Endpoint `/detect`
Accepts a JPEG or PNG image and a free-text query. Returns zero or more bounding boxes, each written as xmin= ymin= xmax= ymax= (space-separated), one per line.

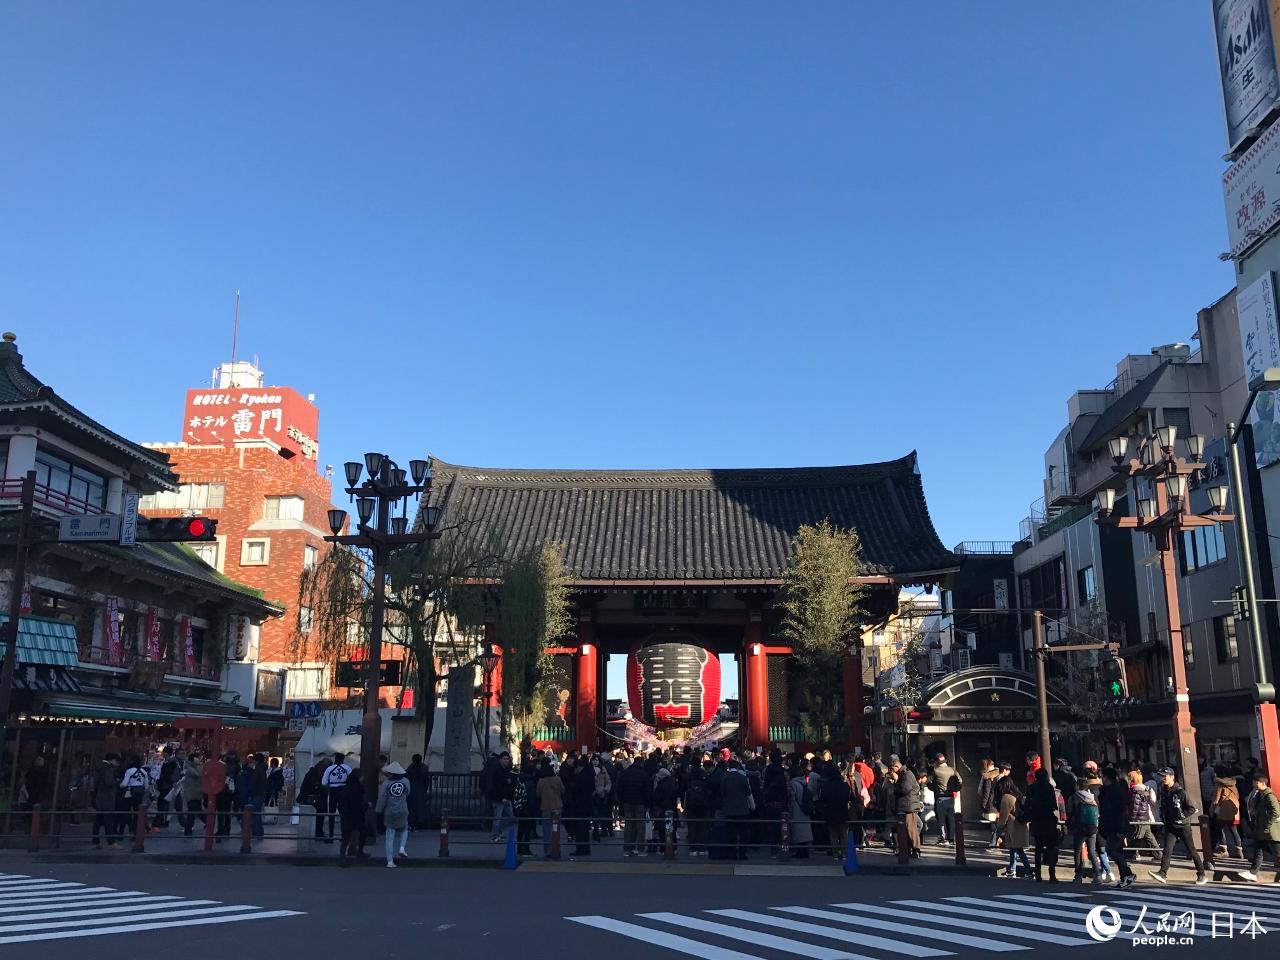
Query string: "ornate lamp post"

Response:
xmin=325 ymin=454 xmax=441 ymax=803
xmin=1094 ymin=428 xmax=1231 ymax=816
xmin=479 ymin=642 xmax=500 ymax=762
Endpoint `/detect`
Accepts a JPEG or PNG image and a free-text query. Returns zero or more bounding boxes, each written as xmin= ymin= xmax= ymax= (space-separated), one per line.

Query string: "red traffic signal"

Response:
xmin=139 ymin=516 xmax=219 ymax=543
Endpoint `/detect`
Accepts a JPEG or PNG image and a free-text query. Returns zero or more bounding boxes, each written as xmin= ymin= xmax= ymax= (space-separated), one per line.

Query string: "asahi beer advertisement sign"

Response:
xmin=1215 ymin=0 xmax=1280 ymax=150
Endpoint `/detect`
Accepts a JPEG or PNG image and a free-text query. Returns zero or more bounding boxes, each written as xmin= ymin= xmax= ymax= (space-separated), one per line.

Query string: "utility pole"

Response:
xmin=1032 ymin=610 xmax=1052 ymax=770
xmin=0 ymin=471 xmax=36 ymax=745
xmin=1227 ymin=421 xmax=1280 ymax=789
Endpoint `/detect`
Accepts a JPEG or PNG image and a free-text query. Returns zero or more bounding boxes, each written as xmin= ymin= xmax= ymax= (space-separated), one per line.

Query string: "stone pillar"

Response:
xmin=842 ymin=651 xmax=866 ymax=753
xmin=575 ymin=610 xmax=597 ymax=751
xmin=443 ymin=662 xmax=476 ymax=773
xmin=743 ymin=611 xmax=769 ymax=747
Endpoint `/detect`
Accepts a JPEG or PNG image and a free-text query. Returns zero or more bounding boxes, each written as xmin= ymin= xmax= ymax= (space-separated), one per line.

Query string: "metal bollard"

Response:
xmin=439 ymin=809 xmax=450 ymax=857
xmin=953 ymin=795 xmax=967 ymax=866
xmin=550 ymin=811 xmax=562 ymax=860
xmin=664 ymin=810 xmax=675 ymax=861
xmin=896 ymin=819 xmax=910 ymax=865
xmin=240 ymin=805 xmax=253 ymax=854
xmin=203 ymin=793 xmax=216 ymax=853
xmin=26 ymin=804 xmax=41 ymax=853
xmin=131 ymin=803 xmax=148 ymax=854
xmin=1199 ymin=818 xmax=1215 ymax=872
xmin=780 ymin=813 xmax=792 ymax=859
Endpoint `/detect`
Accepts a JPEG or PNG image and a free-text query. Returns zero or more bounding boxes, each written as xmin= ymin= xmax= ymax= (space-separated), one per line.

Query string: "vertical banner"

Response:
xmin=19 ymin=581 xmax=30 ymax=615
xmin=1214 ymin=0 xmax=1280 ymax=151
xmin=145 ymin=607 xmax=161 ymax=660
xmin=182 ymin=616 xmax=195 ymax=670
xmin=104 ymin=598 xmax=121 ymax=660
xmin=228 ymin=615 xmax=249 ymax=660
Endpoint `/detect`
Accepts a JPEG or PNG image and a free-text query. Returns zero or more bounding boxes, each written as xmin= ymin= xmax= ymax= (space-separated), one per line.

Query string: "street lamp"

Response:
xmin=1095 ymin=429 xmax=1233 ymax=817
xmin=480 ymin=643 xmax=501 ymax=761
xmin=323 ymin=452 xmax=443 ymax=805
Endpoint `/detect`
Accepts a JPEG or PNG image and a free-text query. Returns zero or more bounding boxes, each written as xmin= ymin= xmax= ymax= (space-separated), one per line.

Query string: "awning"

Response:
xmin=14 ymin=665 xmax=80 ymax=693
xmin=0 ymin=615 xmax=79 ymax=667
xmin=39 ymin=702 xmax=281 ymax=728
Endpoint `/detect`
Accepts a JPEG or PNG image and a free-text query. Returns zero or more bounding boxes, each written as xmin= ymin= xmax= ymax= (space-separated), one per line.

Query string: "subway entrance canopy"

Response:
xmin=425 ymin=452 xmax=958 ymax=751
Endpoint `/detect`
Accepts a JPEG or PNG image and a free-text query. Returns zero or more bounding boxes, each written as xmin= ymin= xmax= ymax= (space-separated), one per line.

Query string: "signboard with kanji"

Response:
xmin=1214 ymin=0 xmax=1280 ymax=151
xmin=182 ymin=385 xmax=319 ymax=460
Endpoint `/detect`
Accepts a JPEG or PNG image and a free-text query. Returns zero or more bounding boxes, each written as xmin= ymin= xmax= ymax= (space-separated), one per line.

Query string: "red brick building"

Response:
xmin=142 ymin=362 xmax=404 ymax=708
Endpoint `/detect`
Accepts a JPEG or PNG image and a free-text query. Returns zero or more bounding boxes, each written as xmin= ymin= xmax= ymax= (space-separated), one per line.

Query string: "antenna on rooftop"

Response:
xmin=230 ymin=290 xmax=240 ymax=370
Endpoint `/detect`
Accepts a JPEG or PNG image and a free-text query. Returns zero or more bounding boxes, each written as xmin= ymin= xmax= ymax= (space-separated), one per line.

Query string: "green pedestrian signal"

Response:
xmin=1100 ymin=657 xmax=1128 ymax=699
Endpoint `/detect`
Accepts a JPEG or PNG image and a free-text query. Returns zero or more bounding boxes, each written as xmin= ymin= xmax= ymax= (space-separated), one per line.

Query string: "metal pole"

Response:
xmin=358 ymin=491 xmax=386 ymax=808
xmin=1033 ymin=610 xmax=1052 ymax=771
xmin=0 ymin=471 xmax=36 ymax=735
xmin=1227 ymin=422 xmax=1272 ymax=696
xmin=1154 ymin=477 xmax=1205 ymax=815
xmin=483 ymin=667 xmax=492 ymax=761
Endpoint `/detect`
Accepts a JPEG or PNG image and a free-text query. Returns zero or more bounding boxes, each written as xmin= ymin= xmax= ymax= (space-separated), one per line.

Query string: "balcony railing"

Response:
xmin=953 ymin=541 xmax=1015 ymax=556
xmin=0 ymin=478 xmax=108 ymax=517
xmin=79 ymin=646 xmax=133 ymax=669
xmin=78 ymin=645 xmax=221 ymax=682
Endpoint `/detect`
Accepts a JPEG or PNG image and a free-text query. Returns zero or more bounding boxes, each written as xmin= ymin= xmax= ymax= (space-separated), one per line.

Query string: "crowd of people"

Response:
xmin=478 ymin=743 xmax=1280 ymax=884
xmin=480 ymin=744 xmax=967 ymax=862
xmin=83 ymin=746 xmax=286 ymax=848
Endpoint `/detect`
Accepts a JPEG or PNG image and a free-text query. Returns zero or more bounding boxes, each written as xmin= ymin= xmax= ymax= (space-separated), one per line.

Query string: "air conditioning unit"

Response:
xmin=953 ymin=648 xmax=972 ymax=670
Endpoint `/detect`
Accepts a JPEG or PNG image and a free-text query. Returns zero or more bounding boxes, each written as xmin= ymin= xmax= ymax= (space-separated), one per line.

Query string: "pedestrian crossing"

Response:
xmin=568 ymin=881 xmax=1280 ymax=958
xmin=0 ymin=872 xmax=302 ymax=944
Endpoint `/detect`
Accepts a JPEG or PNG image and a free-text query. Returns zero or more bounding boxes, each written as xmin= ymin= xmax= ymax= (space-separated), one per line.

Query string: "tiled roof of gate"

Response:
xmin=425 ymin=453 xmax=957 ymax=581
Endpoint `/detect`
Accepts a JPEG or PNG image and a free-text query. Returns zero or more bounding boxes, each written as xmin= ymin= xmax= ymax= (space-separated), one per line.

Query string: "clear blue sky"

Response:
xmin=2 ymin=4 xmax=1234 ymax=554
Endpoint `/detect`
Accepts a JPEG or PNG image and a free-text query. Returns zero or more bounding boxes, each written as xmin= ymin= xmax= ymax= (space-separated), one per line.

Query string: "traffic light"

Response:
xmin=1099 ymin=656 xmax=1128 ymax=699
xmin=1232 ymin=585 xmax=1252 ymax=622
xmin=138 ymin=516 xmax=218 ymax=542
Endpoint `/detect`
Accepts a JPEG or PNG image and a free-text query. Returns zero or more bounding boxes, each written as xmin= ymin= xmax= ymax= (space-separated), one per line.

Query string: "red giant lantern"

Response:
xmin=626 ymin=636 xmax=721 ymax=728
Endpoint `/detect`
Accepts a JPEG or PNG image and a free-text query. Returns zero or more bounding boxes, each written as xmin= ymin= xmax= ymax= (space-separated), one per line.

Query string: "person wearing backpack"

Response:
xmin=1068 ymin=786 xmax=1103 ymax=884
xmin=1210 ymin=770 xmax=1246 ymax=860
xmin=118 ymin=754 xmax=152 ymax=834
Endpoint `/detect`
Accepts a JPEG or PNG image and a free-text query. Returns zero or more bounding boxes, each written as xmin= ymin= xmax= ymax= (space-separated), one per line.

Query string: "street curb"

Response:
xmin=23 ymin=853 xmax=501 ymax=868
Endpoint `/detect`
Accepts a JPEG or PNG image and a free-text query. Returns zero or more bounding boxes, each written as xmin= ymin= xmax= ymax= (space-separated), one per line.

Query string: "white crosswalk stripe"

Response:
xmin=0 ymin=872 xmax=302 ymax=945
xmin=567 ymin=885 xmax=1280 ymax=960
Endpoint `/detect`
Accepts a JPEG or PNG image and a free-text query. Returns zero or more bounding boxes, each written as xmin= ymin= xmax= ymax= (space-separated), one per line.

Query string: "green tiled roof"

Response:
xmin=0 ymin=615 xmax=80 ymax=667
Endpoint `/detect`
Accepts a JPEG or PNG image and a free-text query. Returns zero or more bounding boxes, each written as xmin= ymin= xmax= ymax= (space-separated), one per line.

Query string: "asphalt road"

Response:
xmin=0 ymin=859 xmax=1276 ymax=960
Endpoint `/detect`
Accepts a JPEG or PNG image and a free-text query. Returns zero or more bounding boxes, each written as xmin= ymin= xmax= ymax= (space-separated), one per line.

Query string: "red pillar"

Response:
xmin=744 ymin=612 xmax=768 ymax=747
xmin=1259 ymin=702 xmax=1280 ymax=794
xmin=842 ymin=651 xmax=866 ymax=752
xmin=575 ymin=611 xmax=597 ymax=751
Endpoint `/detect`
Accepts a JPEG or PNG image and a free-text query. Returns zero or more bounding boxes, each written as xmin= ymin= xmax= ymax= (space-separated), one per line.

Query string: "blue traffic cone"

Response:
xmin=843 ymin=830 xmax=859 ymax=876
xmin=501 ymin=824 xmax=518 ymax=870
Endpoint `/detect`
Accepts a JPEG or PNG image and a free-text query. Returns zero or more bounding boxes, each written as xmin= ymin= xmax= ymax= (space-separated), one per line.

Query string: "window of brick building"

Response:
xmin=241 ymin=538 xmax=271 ymax=566
xmin=263 ymin=495 xmax=304 ymax=521
xmin=304 ymin=544 xmax=318 ymax=568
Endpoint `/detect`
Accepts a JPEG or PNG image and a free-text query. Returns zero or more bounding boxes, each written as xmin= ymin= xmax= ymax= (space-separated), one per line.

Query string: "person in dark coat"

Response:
xmin=1098 ymin=766 xmax=1136 ymax=887
xmin=618 ymin=757 xmax=652 ymax=856
xmin=405 ymin=754 xmax=429 ymax=830
xmin=91 ymin=753 xmax=120 ymax=848
xmin=297 ymin=757 xmax=331 ymax=839
xmin=568 ymin=757 xmax=596 ymax=856
xmin=1026 ymin=767 xmax=1065 ymax=882
xmin=1149 ymin=767 xmax=1206 ymax=885
xmin=338 ymin=768 xmax=368 ymax=865
xmin=891 ymin=756 xmax=923 ymax=858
